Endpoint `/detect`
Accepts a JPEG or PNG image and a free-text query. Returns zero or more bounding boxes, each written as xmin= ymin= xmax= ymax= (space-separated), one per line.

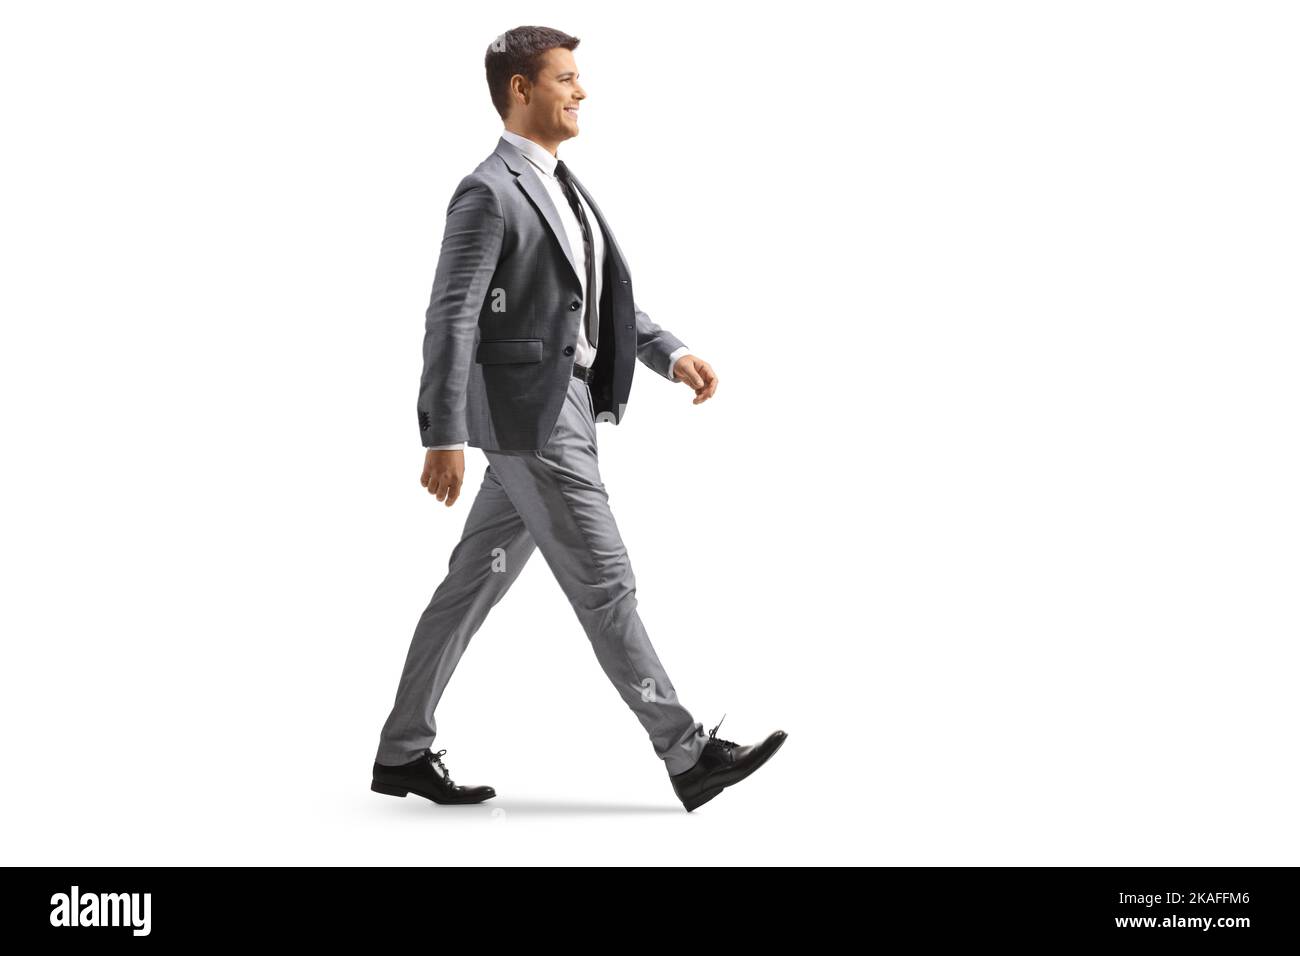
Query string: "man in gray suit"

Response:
xmin=371 ymin=25 xmax=786 ymax=812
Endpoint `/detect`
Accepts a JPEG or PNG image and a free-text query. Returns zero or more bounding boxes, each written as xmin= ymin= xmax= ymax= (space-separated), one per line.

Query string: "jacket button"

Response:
xmin=563 ymin=345 xmax=575 ymax=356
xmin=569 ymin=301 xmax=580 ymax=311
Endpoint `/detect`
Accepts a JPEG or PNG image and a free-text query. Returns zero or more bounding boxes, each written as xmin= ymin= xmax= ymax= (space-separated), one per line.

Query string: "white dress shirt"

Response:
xmin=428 ymin=129 xmax=690 ymax=451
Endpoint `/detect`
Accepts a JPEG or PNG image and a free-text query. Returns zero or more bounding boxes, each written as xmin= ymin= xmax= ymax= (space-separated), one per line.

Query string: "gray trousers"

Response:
xmin=375 ymin=374 xmax=709 ymax=776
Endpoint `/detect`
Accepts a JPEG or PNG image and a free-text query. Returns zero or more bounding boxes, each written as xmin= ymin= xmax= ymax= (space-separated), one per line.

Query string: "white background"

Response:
xmin=2 ymin=1 xmax=1297 ymax=865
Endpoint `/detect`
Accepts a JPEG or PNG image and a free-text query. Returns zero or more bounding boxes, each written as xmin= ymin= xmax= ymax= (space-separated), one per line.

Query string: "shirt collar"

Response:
xmin=501 ymin=129 xmax=559 ymax=179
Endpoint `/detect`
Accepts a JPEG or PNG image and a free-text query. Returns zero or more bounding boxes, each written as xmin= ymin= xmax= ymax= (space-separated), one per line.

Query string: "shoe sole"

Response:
xmin=370 ymin=779 xmax=494 ymax=805
xmin=683 ymin=785 xmax=725 ymax=812
xmin=681 ymin=732 xmax=787 ymax=812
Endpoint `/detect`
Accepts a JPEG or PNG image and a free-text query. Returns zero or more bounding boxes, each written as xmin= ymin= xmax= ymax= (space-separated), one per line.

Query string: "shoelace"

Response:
xmin=707 ymin=713 xmax=739 ymax=752
xmin=425 ymin=748 xmax=458 ymax=787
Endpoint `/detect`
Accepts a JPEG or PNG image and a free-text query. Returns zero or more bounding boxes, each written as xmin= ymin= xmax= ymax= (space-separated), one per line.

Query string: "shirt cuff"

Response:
xmin=667 ymin=346 xmax=691 ymax=381
xmin=426 ymin=442 xmax=465 ymax=451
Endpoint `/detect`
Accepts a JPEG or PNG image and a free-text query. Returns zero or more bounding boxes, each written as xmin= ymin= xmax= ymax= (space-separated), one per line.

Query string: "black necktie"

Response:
xmin=554 ymin=159 xmax=599 ymax=351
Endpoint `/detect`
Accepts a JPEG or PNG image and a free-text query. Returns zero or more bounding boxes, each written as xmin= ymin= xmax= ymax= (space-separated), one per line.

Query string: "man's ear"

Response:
xmin=510 ymin=74 xmax=530 ymax=107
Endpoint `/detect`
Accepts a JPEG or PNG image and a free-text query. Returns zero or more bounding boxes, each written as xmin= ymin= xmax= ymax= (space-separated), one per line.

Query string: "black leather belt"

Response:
xmin=571 ymin=363 xmax=593 ymax=383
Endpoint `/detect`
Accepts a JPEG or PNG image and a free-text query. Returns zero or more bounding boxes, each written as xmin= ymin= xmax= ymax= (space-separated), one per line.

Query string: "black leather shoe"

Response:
xmin=371 ymin=748 xmax=496 ymax=805
xmin=668 ymin=714 xmax=787 ymax=812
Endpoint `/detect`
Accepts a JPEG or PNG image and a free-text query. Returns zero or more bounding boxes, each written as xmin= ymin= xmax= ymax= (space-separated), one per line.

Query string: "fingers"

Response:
xmin=693 ymin=362 xmax=718 ymax=404
xmin=681 ymin=362 xmax=706 ymax=389
xmin=427 ymin=470 xmax=462 ymax=506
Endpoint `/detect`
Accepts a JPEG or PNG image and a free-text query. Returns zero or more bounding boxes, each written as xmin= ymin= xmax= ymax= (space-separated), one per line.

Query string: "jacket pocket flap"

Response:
xmin=476 ymin=338 xmax=543 ymax=365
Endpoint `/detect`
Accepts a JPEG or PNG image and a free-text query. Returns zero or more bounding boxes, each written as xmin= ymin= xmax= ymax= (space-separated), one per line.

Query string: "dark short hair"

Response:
xmin=485 ymin=26 xmax=581 ymax=121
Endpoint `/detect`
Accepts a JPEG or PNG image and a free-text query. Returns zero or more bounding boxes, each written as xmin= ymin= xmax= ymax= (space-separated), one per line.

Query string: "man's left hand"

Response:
xmin=672 ymin=354 xmax=718 ymax=404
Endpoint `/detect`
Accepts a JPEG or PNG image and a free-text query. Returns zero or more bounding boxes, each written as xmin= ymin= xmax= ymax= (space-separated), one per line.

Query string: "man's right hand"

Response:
xmin=421 ymin=449 xmax=465 ymax=507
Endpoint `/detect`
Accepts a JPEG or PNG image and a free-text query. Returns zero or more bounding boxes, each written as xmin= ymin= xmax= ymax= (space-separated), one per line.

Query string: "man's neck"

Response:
xmin=503 ymin=124 xmax=560 ymax=157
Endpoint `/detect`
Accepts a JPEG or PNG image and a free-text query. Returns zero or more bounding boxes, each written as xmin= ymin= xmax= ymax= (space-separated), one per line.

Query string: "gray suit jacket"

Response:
xmin=416 ymin=135 xmax=687 ymax=451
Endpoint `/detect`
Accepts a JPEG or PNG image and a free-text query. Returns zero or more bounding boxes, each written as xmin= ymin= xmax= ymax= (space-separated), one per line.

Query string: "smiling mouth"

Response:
xmin=564 ymin=107 xmax=579 ymax=118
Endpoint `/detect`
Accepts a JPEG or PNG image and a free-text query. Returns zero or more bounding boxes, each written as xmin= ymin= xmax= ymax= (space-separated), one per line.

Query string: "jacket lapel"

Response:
xmin=567 ymin=171 xmax=629 ymax=280
xmin=493 ymin=137 xmax=582 ymax=286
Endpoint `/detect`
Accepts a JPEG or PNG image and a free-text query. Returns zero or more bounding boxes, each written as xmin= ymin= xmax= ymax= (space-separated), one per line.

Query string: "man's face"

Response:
xmin=515 ymin=47 xmax=585 ymax=143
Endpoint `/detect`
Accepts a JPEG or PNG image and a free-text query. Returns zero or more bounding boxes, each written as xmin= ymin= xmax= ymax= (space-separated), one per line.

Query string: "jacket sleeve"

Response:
xmin=633 ymin=299 xmax=688 ymax=382
xmin=416 ymin=174 xmax=505 ymax=447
